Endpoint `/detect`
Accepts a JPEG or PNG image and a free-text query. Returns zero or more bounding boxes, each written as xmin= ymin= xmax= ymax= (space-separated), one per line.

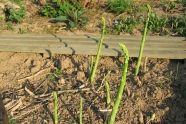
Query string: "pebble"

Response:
xmin=77 ymin=71 xmax=85 ymax=81
xmin=58 ymin=77 xmax=65 ymax=84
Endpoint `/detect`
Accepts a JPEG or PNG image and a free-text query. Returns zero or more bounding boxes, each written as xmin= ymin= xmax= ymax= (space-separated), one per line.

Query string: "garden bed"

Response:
xmin=0 ymin=52 xmax=185 ymax=123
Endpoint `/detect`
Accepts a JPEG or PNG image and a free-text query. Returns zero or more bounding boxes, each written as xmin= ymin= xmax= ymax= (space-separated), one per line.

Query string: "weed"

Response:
xmin=148 ymin=14 xmax=168 ymax=33
xmin=4 ymin=1 xmax=26 ymax=23
xmin=41 ymin=0 xmax=88 ymax=29
xmin=6 ymin=23 xmax=15 ymax=31
xmin=41 ymin=5 xmax=58 ymax=17
xmin=48 ymin=69 xmax=63 ymax=83
xmin=9 ymin=0 xmax=23 ymax=6
xmin=107 ymin=0 xmax=132 ymax=14
xmin=48 ymin=74 xmax=56 ymax=82
xmin=165 ymin=71 xmax=171 ymax=77
xmin=54 ymin=69 xmax=63 ymax=77
xmin=131 ymin=4 xmax=146 ymax=15
xmin=9 ymin=115 xmax=17 ymax=124
xmin=170 ymin=16 xmax=186 ymax=36
xmin=19 ymin=28 xmax=27 ymax=34
xmin=113 ymin=17 xmax=142 ymax=34
xmin=0 ymin=17 xmax=2 ymax=22
xmin=167 ymin=1 xmax=177 ymax=11
xmin=54 ymin=9 xmax=88 ymax=29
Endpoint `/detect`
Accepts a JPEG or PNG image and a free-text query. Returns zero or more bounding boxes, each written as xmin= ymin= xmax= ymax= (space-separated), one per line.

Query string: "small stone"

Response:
xmin=58 ymin=78 xmax=65 ymax=84
xmin=77 ymin=71 xmax=85 ymax=81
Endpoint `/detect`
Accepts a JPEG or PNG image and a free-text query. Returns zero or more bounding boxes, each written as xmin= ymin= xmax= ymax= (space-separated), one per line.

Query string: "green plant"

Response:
xmin=0 ymin=17 xmax=2 ymax=22
xmin=9 ymin=0 xmax=23 ymax=6
xmin=6 ymin=23 xmax=15 ymax=31
xmin=48 ymin=69 xmax=62 ymax=83
xmin=41 ymin=0 xmax=88 ymax=29
xmin=130 ymin=4 xmax=145 ymax=15
xmin=135 ymin=4 xmax=151 ymax=76
xmin=41 ymin=5 xmax=58 ymax=17
xmin=170 ymin=16 xmax=186 ymax=36
xmin=105 ymin=71 xmax=111 ymax=106
xmin=80 ymin=97 xmax=83 ymax=124
xmin=165 ymin=71 xmax=171 ymax=77
xmin=107 ymin=0 xmax=132 ymax=14
xmin=41 ymin=1 xmax=77 ymax=18
xmin=19 ymin=28 xmax=27 ymax=34
xmin=53 ymin=91 xmax=58 ymax=124
xmin=9 ymin=115 xmax=17 ymax=124
xmin=54 ymin=9 xmax=88 ymax=29
xmin=113 ymin=17 xmax=142 ymax=34
xmin=109 ymin=43 xmax=129 ymax=124
xmin=148 ymin=14 xmax=168 ymax=33
xmin=54 ymin=69 xmax=63 ymax=77
xmin=4 ymin=1 xmax=26 ymax=23
xmin=90 ymin=17 xmax=106 ymax=83
xmin=167 ymin=1 xmax=177 ymax=11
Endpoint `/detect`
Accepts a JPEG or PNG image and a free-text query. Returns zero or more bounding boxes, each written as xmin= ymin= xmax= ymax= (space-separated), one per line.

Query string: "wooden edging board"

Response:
xmin=0 ymin=34 xmax=185 ymax=59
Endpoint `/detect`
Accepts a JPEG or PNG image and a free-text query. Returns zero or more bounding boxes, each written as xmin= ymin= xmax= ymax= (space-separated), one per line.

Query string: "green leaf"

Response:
xmin=70 ymin=22 xmax=76 ymax=28
xmin=55 ymin=16 xmax=68 ymax=21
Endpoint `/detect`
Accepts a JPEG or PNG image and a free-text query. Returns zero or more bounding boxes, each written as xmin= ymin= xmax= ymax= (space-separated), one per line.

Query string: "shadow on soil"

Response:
xmin=159 ymin=59 xmax=186 ymax=124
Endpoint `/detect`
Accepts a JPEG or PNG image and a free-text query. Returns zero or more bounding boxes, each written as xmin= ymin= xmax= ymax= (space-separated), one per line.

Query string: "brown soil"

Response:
xmin=0 ymin=0 xmax=186 ymax=124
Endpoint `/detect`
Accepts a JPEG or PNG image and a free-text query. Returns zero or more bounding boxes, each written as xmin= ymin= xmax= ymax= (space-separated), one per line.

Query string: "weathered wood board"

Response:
xmin=0 ymin=34 xmax=185 ymax=59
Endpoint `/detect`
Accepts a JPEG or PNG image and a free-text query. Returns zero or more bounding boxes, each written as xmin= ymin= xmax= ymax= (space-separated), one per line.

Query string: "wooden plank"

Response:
xmin=0 ymin=40 xmax=185 ymax=51
xmin=0 ymin=45 xmax=185 ymax=59
xmin=0 ymin=34 xmax=185 ymax=59
xmin=0 ymin=34 xmax=185 ymax=43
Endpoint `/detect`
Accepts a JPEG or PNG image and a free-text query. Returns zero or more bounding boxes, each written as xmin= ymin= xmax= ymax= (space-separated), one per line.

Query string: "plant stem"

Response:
xmin=80 ymin=97 xmax=83 ymax=124
xmin=90 ymin=17 xmax=106 ymax=83
xmin=135 ymin=4 xmax=151 ymax=76
xmin=109 ymin=43 xmax=129 ymax=124
xmin=105 ymin=71 xmax=111 ymax=106
xmin=53 ymin=91 xmax=58 ymax=124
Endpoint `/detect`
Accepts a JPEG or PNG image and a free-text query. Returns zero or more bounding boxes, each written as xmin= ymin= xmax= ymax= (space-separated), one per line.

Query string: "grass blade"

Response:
xmin=135 ymin=4 xmax=151 ymax=75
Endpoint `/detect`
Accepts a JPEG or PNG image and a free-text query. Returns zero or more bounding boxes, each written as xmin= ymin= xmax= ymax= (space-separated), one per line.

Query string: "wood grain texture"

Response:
xmin=0 ymin=34 xmax=185 ymax=59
